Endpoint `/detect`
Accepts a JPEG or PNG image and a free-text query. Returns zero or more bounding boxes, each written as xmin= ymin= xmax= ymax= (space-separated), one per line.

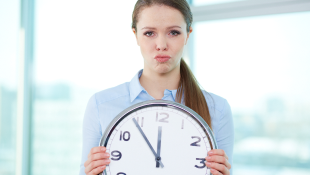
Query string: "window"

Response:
xmin=0 ymin=0 xmax=20 ymax=174
xmin=3 ymin=0 xmax=310 ymax=174
xmin=194 ymin=11 xmax=310 ymax=174
xmin=32 ymin=0 xmax=141 ymax=174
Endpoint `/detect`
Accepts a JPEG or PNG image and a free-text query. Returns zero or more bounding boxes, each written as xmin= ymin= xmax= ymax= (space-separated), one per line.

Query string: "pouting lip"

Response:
xmin=154 ymin=54 xmax=171 ymax=59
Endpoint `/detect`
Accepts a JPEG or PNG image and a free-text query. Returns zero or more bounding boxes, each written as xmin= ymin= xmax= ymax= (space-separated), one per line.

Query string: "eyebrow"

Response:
xmin=141 ymin=26 xmax=182 ymax=30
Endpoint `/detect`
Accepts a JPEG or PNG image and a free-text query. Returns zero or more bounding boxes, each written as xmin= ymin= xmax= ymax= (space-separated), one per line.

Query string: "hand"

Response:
xmin=84 ymin=146 xmax=110 ymax=175
xmin=205 ymin=149 xmax=231 ymax=175
xmin=132 ymin=118 xmax=164 ymax=167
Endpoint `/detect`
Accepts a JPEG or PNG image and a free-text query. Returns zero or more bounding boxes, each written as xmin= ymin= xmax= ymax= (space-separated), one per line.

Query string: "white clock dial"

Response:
xmin=100 ymin=101 xmax=217 ymax=175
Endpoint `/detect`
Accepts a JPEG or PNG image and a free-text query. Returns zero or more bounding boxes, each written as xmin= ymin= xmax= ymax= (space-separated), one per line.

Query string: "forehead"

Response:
xmin=137 ymin=5 xmax=186 ymax=29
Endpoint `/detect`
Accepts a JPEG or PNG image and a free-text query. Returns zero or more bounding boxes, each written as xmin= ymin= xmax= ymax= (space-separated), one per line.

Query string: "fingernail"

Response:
xmin=208 ymin=151 xmax=213 ymax=155
xmin=101 ymin=166 xmax=105 ymax=169
xmin=206 ymin=162 xmax=211 ymax=166
xmin=101 ymin=147 xmax=106 ymax=151
xmin=105 ymin=153 xmax=110 ymax=156
xmin=206 ymin=156 xmax=211 ymax=160
xmin=106 ymin=160 xmax=110 ymax=163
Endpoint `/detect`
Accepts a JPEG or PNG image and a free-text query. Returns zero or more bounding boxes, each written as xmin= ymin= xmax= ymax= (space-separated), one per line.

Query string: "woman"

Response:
xmin=80 ymin=0 xmax=234 ymax=175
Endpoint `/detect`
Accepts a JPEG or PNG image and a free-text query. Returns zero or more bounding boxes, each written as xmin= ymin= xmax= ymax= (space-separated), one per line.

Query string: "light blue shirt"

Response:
xmin=79 ymin=69 xmax=234 ymax=174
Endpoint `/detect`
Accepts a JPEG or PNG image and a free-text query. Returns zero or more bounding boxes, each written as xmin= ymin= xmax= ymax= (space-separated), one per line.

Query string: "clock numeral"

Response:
xmin=190 ymin=136 xmax=201 ymax=147
xmin=120 ymin=131 xmax=130 ymax=141
xmin=111 ymin=150 xmax=122 ymax=161
xmin=156 ymin=112 xmax=169 ymax=123
xmin=195 ymin=158 xmax=206 ymax=169
xmin=123 ymin=131 xmax=130 ymax=141
xmin=117 ymin=173 xmax=126 ymax=175
xmin=136 ymin=117 xmax=144 ymax=127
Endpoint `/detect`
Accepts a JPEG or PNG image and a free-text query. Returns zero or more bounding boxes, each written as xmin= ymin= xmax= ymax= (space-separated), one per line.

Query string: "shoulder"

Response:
xmin=201 ymin=90 xmax=230 ymax=114
xmin=91 ymin=82 xmax=130 ymax=105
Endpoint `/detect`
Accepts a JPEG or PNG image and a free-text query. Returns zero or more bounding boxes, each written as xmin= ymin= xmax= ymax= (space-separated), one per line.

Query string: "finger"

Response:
xmin=84 ymin=152 xmax=110 ymax=168
xmin=86 ymin=147 xmax=106 ymax=167
xmin=88 ymin=147 xmax=106 ymax=159
xmin=210 ymin=168 xmax=224 ymax=175
xmin=85 ymin=159 xmax=110 ymax=174
xmin=208 ymin=149 xmax=229 ymax=160
xmin=87 ymin=165 xmax=106 ymax=175
xmin=206 ymin=155 xmax=231 ymax=169
xmin=206 ymin=162 xmax=229 ymax=175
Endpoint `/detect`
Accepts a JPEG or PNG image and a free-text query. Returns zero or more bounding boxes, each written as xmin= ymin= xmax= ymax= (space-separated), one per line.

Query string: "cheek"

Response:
xmin=139 ymin=39 xmax=155 ymax=58
xmin=171 ymin=37 xmax=186 ymax=55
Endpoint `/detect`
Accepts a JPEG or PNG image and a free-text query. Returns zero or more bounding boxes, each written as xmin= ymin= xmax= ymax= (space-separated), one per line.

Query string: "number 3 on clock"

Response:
xmin=195 ymin=158 xmax=206 ymax=169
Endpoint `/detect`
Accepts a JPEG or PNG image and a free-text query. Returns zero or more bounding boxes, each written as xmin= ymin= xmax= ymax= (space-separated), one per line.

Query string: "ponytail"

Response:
xmin=176 ymin=59 xmax=212 ymax=129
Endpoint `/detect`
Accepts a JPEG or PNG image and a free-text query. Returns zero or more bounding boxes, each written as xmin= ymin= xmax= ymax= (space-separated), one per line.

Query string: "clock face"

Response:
xmin=100 ymin=100 xmax=217 ymax=175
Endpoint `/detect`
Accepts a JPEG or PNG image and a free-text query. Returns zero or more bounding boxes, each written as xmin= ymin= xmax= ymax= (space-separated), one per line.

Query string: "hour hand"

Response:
xmin=132 ymin=118 xmax=164 ymax=168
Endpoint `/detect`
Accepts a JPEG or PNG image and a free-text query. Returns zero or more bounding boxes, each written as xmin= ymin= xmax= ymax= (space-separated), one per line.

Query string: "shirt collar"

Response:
xmin=129 ymin=69 xmax=145 ymax=102
xmin=129 ymin=69 xmax=178 ymax=102
xmin=164 ymin=89 xmax=177 ymax=101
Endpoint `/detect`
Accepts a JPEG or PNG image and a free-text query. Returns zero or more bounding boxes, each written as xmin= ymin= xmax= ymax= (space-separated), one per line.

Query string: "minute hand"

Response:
xmin=132 ymin=118 xmax=164 ymax=168
xmin=156 ymin=126 xmax=162 ymax=168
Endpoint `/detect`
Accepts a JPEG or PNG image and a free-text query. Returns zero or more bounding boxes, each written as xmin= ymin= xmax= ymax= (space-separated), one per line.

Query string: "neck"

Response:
xmin=139 ymin=66 xmax=180 ymax=100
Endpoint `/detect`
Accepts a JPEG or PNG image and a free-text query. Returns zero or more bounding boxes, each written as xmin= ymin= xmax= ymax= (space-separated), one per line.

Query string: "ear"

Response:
xmin=185 ymin=26 xmax=193 ymax=45
xmin=132 ymin=28 xmax=140 ymax=46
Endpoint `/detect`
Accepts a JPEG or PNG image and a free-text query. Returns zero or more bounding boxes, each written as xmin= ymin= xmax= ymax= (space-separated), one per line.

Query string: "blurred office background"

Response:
xmin=1 ymin=0 xmax=310 ymax=174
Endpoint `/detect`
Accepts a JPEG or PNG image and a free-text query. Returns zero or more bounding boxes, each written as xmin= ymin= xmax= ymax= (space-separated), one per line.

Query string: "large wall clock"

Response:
xmin=99 ymin=100 xmax=217 ymax=175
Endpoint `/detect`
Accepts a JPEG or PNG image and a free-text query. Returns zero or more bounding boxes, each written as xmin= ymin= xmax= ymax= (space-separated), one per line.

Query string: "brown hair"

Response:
xmin=132 ymin=0 xmax=212 ymax=129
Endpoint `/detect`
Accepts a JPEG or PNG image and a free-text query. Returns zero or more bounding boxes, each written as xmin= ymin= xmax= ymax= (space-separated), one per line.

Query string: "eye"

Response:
xmin=144 ymin=31 xmax=154 ymax=37
xmin=170 ymin=30 xmax=181 ymax=36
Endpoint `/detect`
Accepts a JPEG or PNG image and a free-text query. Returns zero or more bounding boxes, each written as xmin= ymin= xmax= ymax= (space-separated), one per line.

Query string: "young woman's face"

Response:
xmin=133 ymin=5 xmax=192 ymax=74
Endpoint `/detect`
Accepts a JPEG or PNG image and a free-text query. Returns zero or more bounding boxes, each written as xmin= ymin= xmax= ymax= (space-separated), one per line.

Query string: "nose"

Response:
xmin=156 ymin=35 xmax=168 ymax=51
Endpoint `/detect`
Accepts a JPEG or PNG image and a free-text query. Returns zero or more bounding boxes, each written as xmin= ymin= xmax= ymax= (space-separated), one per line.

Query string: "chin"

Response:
xmin=154 ymin=64 xmax=172 ymax=74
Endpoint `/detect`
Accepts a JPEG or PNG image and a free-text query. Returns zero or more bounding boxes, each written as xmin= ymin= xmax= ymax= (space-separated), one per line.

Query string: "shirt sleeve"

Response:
xmin=79 ymin=94 xmax=102 ymax=175
xmin=216 ymin=99 xmax=234 ymax=174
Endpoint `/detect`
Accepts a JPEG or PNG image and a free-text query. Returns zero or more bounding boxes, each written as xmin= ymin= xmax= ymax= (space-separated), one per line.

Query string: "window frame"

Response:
xmin=16 ymin=0 xmax=35 ymax=175
xmin=186 ymin=0 xmax=310 ymax=72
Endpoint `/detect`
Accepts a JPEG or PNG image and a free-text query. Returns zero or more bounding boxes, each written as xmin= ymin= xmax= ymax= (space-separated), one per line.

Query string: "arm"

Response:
xmin=79 ymin=94 xmax=110 ymax=175
xmin=206 ymin=99 xmax=234 ymax=175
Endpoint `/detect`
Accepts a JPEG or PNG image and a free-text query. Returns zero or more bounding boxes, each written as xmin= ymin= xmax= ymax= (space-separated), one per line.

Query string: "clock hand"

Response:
xmin=132 ymin=118 xmax=164 ymax=168
xmin=156 ymin=126 xmax=162 ymax=168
